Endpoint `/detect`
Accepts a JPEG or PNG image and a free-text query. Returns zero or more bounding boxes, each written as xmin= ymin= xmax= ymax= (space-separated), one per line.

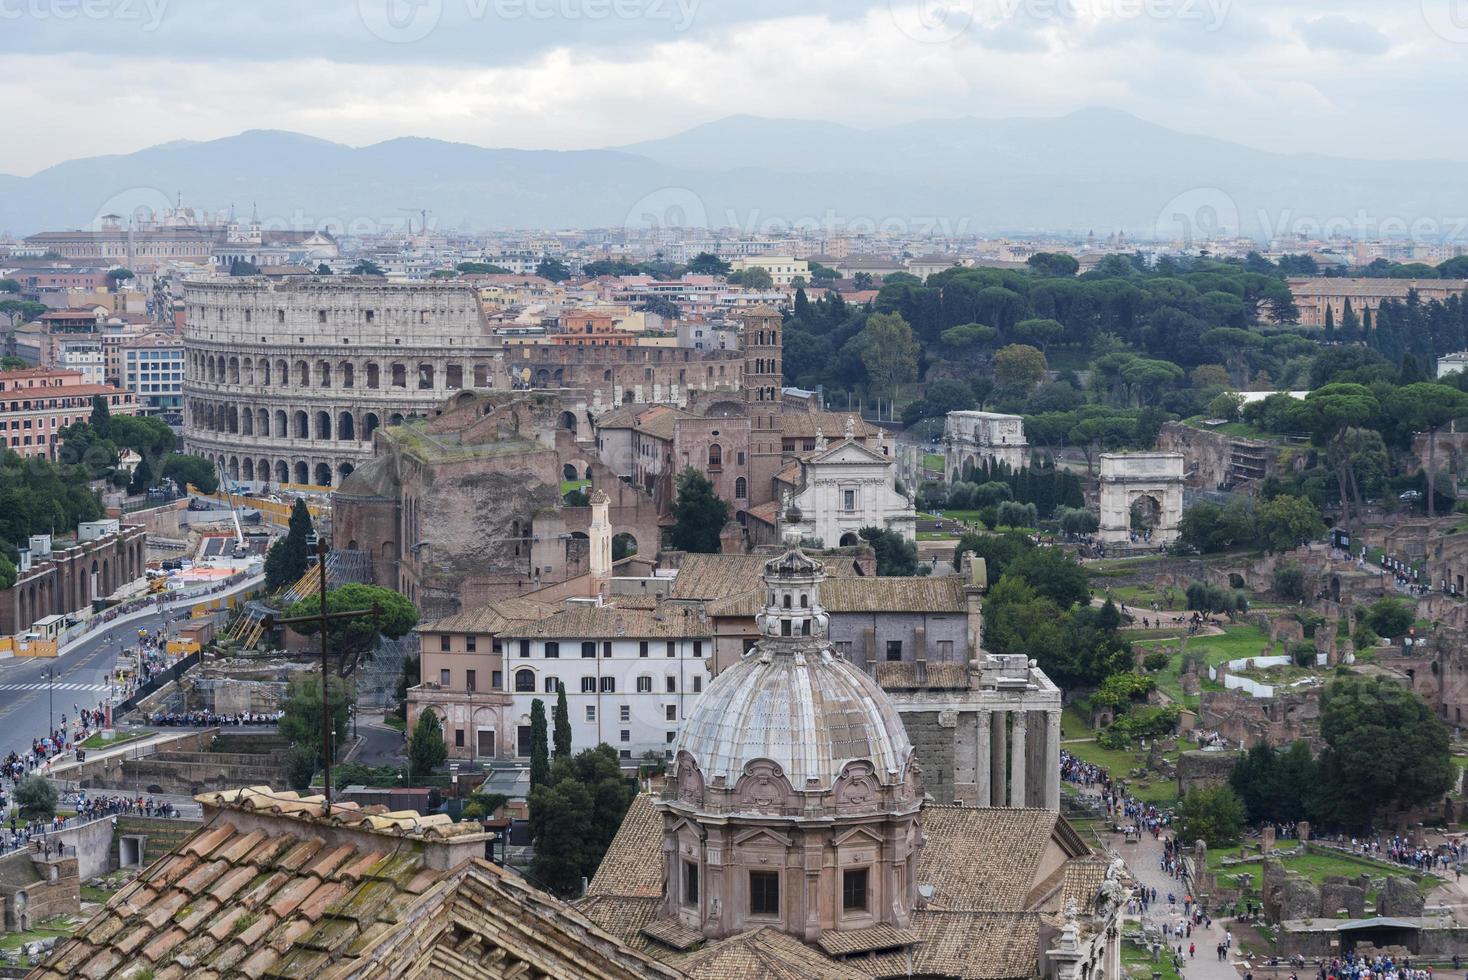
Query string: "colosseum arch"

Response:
xmin=363 ymin=413 xmax=380 ymax=441
xmin=258 ymin=458 xmax=270 ymax=483
xmin=339 ymin=462 xmax=355 ymax=481
xmin=275 ymin=460 xmax=289 ymax=484
xmin=260 ymin=359 xmax=272 ymax=385
xmin=338 ymin=412 xmax=355 ymax=441
xmin=293 ymin=411 xmax=309 ymax=439
xmin=206 ymin=357 xmax=216 ymax=382
xmin=317 ymin=360 xmax=332 ymax=388
xmin=271 ymin=409 xmax=285 ymax=437
xmin=241 ymin=408 xmax=254 ymax=436
xmin=228 ymin=357 xmax=239 ymax=384
xmin=242 ymin=458 xmax=255 ymax=482
xmin=228 ymin=457 xmax=239 ymax=481
xmin=315 ymin=411 xmax=331 ymax=440
xmin=294 ymin=460 xmax=309 ymax=484
xmin=314 ymin=462 xmax=332 ymax=486
xmin=275 ymin=359 xmax=288 ymax=386
xmin=243 ymin=357 xmax=255 ymax=385
xmin=391 ymin=363 xmax=407 ymax=388
xmin=339 ymin=362 xmax=355 ymax=388
xmin=417 ymin=363 xmax=435 ymax=389
xmin=366 ymin=362 xmax=380 ymax=389
xmin=389 ymin=412 xmax=404 ymax=426
xmin=295 ymin=360 xmax=309 ymax=387
xmin=225 ymin=406 xmax=238 ymax=434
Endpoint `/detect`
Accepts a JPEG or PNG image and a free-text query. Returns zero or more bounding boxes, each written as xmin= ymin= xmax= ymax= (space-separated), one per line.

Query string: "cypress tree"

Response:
xmin=552 ymin=683 xmax=572 ymax=759
xmin=530 ymin=699 xmax=550 ymax=788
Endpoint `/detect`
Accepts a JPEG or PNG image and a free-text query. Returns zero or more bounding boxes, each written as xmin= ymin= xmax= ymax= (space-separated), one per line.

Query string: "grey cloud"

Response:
xmin=1296 ymin=15 xmax=1391 ymax=54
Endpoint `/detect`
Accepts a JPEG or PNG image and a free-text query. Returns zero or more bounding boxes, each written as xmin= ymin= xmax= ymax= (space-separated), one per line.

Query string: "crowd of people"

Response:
xmin=1322 ymin=834 xmax=1466 ymax=874
xmin=1314 ymin=953 xmax=1435 ymax=980
xmin=143 ymin=710 xmax=283 ymax=727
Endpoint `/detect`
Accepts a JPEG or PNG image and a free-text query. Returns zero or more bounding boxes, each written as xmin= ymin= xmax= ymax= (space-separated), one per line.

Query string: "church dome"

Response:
xmin=674 ymin=641 xmax=913 ymax=794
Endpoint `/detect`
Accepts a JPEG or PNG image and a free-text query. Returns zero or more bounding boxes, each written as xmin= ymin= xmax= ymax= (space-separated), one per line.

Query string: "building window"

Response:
xmin=692 ymin=641 xmax=703 ymax=658
xmin=734 ymin=477 xmax=747 ymax=499
xmin=620 ymin=705 xmax=630 ymax=722
xmin=543 ymin=676 xmax=558 ymax=693
xmin=581 ymin=676 xmax=596 ymax=693
xmin=666 ymin=641 xmax=675 ymax=658
xmin=843 ymin=489 xmax=856 ymax=511
xmin=515 ymin=669 xmax=535 ymax=692
xmin=439 ymin=635 xmax=451 ymax=652
xmin=937 ymin=640 xmax=953 ymax=660
xmin=585 ymin=705 xmax=596 ymax=721
xmin=600 ymin=676 xmax=616 ymax=693
xmin=666 ymin=731 xmax=676 ymax=743
xmin=620 ymin=729 xmax=630 ymax=743
xmin=886 ymin=640 xmax=903 ymax=662
xmin=466 ymin=670 xmax=476 ymax=692
xmin=439 ymin=669 xmax=451 ymax=686
xmin=519 ymin=639 xmax=530 ymax=657
xmin=693 ymin=675 xmax=703 ymax=693
xmin=639 ymin=641 xmax=649 ymax=658
xmin=666 ymin=677 xmax=676 ymax=693
xmin=466 ymin=635 xmax=477 ymax=652
xmin=749 ymin=871 xmax=780 ymax=916
xmin=684 ymin=862 xmax=699 ymax=906
xmin=545 ymin=641 xmax=560 ymax=658
xmin=637 ymin=676 xmax=653 ymax=693
xmin=455 ymin=729 xmax=465 ymax=748
xmin=582 ymin=641 xmax=596 ymax=659
xmin=603 ymin=641 xmax=613 ymax=658
xmin=492 ymin=670 xmax=503 ymax=689
xmin=843 ymin=868 xmax=869 ymax=912
xmin=665 ymin=704 xmax=676 ymax=721
xmin=517 ymin=725 xmax=532 ymax=757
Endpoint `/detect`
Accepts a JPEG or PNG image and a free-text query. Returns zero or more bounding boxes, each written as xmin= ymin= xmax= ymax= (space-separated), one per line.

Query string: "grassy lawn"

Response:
xmin=1136 ymin=624 xmax=1272 ymax=709
xmin=80 ymin=885 xmax=112 ymax=904
xmin=382 ymin=715 xmax=406 ymax=732
xmin=1122 ymin=939 xmax=1183 ymax=980
xmin=1207 ymin=846 xmax=1432 ymax=903
xmin=923 ymin=453 xmax=944 ymax=471
xmin=0 ymin=916 xmax=76 ymax=951
xmin=80 ymin=730 xmax=147 ymax=750
xmin=1062 ymin=738 xmax=1180 ymax=806
xmin=560 ymin=479 xmax=589 ymax=495
xmin=917 ymin=531 xmax=959 ymax=541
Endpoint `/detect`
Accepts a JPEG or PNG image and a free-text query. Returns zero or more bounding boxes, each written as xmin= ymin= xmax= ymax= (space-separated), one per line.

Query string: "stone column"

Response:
xmin=1044 ymin=710 xmax=1062 ymax=811
xmin=975 ymin=709 xmax=991 ymax=807
xmin=1009 ymin=711 xmax=1028 ymax=808
xmin=990 ymin=710 xmax=1008 ymax=807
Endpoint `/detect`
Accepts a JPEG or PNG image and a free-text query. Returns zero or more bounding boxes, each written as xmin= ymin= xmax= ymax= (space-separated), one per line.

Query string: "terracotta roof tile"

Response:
xmin=141 ymin=925 xmax=186 ymax=963
xmin=238 ymin=911 xmax=279 ymax=947
xmin=212 ymin=828 xmax=268 ymax=864
xmin=297 ymin=880 xmax=349 ymax=922
xmin=238 ymin=946 xmax=281 ymax=979
xmin=334 ymin=848 xmax=386 ymax=883
xmin=207 ymin=863 xmax=258 ymax=903
xmin=269 ymin=875 xmax=320 ymax=918
xmin=174 ymin=897 xmax=219 ymax=933
xmin=182 ymin=822 xmax=237 ymax=857
xmin=112 ymin=924 xmax=151 ymax=957
xmin=205 ymin=904 xmax=250 ymax=942
xmin=275 ymin=837 xmax=326 ymax=872
xmin=304 ymin=842 xmax=355 ymax=879
xmin=176 ymin=859 xmax=229 ymax=896
xmin=141 ymin=890 xmax=190 ymax=931
xmin=80 ymin=948 xmax=123 ymax=980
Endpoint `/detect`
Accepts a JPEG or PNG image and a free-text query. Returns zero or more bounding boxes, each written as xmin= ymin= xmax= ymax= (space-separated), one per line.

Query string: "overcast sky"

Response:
xmin=2 ymin=0 xmax=1465 ymax=176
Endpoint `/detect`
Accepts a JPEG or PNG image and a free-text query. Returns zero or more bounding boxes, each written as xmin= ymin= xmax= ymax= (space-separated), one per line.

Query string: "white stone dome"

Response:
xmin=674 ymin=641 xmax=913 ymax=793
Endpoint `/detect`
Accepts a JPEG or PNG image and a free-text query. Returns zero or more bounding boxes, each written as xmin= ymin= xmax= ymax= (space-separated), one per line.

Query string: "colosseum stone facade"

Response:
xmin=182 ymin=277 xmax=505 ymax=487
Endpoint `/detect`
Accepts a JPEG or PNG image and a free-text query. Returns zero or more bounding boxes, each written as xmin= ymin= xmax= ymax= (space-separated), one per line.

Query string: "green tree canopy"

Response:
xmin=1313 ymin=677 xmax=1453 ymax=829
xmin=285 ymin=583 xmax=419 ymax=676
xmin=670 ymin=468 xmax=730 ymax=553
xmin=528 ymin=745 xmax=635 ymax=897
xmin=1175 ymin=785 xmax=1245 ymax=847
xmin=858 ymin=526 xmax=919 ymax=576
xmin=265 ymin=499 xmax=314 ymax=590
xmin=1254 ymin=494 xmax=1325 ymax=552
xmin=408 ymin=709 xmax=448 ymax=784
xmin=553 ymin=683 xmax=572 ymax=759
xmin=161 ymin=453 xmax=219 ymax=493
xmin=860 ymin=312 xmax=921 ymax=400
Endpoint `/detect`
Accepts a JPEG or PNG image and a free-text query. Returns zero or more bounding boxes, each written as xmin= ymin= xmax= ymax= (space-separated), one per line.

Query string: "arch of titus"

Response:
xmin=1097 ymin=451 xmax=1185 ymax=546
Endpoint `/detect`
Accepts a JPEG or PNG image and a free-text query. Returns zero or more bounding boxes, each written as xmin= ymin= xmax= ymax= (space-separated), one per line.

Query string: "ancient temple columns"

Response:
xmin=973 ymin=708 xmax=1063 ymax=810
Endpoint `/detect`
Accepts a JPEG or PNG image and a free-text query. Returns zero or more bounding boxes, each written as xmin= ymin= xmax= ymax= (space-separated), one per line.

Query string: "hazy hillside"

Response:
xmin=3 ymin=111 xmax=1465 ymax=240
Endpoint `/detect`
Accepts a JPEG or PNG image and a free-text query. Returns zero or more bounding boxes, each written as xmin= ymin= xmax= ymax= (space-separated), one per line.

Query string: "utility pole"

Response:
xmin=262 ymin=538 xmax=376 ymax=814
xmin=47 ymin=666 xmax=53 ymax=736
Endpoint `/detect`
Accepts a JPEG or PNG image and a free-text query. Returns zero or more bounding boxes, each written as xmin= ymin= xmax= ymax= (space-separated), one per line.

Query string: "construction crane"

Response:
xmin=213 ymin=457 xmax=244 ymax=548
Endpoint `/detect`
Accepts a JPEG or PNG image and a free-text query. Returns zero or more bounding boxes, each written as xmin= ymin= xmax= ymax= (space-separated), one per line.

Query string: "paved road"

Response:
xmin=0 ymin=575 xmax=262 ymax=761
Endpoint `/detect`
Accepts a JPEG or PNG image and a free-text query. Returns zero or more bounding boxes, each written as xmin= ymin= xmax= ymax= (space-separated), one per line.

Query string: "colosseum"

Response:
xmin=182 ymin=277 xmax=505 ymax=487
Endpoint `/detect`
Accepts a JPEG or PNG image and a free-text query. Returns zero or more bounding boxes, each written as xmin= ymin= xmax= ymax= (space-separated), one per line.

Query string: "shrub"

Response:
xmin=1142 ymin=651 xmax=1171 ymax=672
xmin=14 ymin=775 xmax=57 ymax=818
xmin=1273 ymin=565 xmax=1306 ymax=601
xmin=1097 ymin=705 xmax=1180 ymax=748
xmin=284 ymin=744 xmax=318 ymax=793
xmin=1290 ymin=642 xmax=1318 ymax=668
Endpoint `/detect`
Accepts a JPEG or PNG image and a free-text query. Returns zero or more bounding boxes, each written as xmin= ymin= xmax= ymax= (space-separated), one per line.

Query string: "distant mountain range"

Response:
xmin=4 ymin=109 xmax=1466 ymax=242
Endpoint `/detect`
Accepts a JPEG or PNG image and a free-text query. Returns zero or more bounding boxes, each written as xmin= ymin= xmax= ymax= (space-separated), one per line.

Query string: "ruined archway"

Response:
xmin=1097 ymin=452 xmax=1183 ymax=548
